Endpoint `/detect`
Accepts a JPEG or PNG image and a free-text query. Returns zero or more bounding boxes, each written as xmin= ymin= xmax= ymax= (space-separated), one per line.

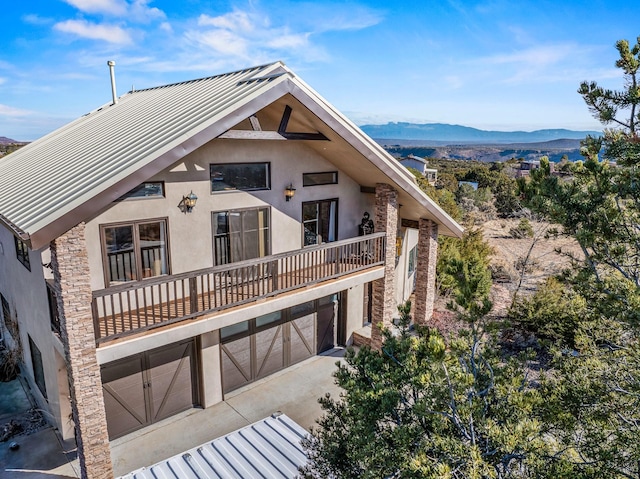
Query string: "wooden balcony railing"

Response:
xmin=92 ymin=233 xmax=385 ymax=343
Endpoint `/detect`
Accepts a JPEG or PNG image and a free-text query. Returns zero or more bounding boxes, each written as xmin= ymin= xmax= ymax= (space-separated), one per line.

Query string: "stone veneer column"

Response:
xmin=370 ymin=183 xmax=399 ymax=350
xmin=414 ymin=218 xmax=439 ymax=325
xmin=50 ymin=223 xmax=113 ymax=479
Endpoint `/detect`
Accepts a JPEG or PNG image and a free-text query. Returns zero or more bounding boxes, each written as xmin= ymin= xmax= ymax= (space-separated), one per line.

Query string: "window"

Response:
xmin=101 ymin=219 xmax=169 ymax=285
xmin=46 ymin=281 xmax=60 ymax=335
xmin=118 ymin=181 xmax=164 ymax=200
xmin=408 ymin=246 xmax=417 ymax=277
xmin=212 ymin=208 xmax=270 ymax=265
xmin=210 ymin=163 xmax=270 ymax=192
xmin=1 ymin=293 xmax=17 ymax=340
xmin=303 ymin=199 xmax=338 ymax=246
xmin=15 ymin=237 xmax=30 ymax=271
xmin=303 ymin=171 xmax=338 ymax=187
xmin=29 ymin=336 xmax=47 ymax=399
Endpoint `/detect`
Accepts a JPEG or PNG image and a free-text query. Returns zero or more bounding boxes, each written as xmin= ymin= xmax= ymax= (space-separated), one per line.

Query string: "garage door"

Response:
xmin=101 ymin=339 xmax=198 ymax=439
xmin=221 ymin=297 xmax=336 ymax=394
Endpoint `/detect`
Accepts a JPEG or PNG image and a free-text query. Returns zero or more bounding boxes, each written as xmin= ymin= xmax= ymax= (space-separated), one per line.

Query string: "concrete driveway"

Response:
xmin=1 ymin=348 xmax=345 ymax=478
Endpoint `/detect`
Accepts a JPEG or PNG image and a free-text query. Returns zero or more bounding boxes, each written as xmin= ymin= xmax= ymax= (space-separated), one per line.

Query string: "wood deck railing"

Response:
xmin=92 ymin=233 xmax=385 ymax=343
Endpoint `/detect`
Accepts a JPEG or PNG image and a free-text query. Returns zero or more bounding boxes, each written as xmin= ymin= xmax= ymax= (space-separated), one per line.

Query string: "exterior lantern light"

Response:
xmin=183 ymin=191 xmax=198 ymax=212
xmin=395 ymin=230 xmax=404 ymax=257
xmin=285 ymin=183 xmax=296 ymax=202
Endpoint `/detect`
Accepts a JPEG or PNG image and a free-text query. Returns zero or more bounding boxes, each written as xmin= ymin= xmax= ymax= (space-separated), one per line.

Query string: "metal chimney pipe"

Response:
xmin=107 ymin=60 xmax=117 ymax=105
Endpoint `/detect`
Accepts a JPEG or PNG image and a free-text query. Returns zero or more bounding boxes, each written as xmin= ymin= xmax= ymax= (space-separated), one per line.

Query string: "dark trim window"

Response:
xmin=118 ymin=181 xmax=164 ymax=200
xmin=101 ymin=219 xmax=169 ymax=285
xmin=46 ymin=281 xmax=61 ymax=335
xmin=210 ymin=162 xmax=271 ymax=192
xmin=303 ymin=171 xmax=338 ymax=187
xmin=1 ymin=293 xmax=13 ymax=340
xmin=29 ymin=336 xmax=47 ymax=399
xmin=303 ymin=199 xmax=338 ymax=246
xmin=408 ymin=246 xmax=417 ymax=277
xmin=15 ymin=237 xmax=30 ymax=271
xmin=212 ymin=208 xmax=270 ymax=265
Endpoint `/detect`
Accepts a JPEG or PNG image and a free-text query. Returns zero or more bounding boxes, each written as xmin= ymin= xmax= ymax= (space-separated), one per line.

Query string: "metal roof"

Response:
xmin=117 ymin=413 xmax=309 ymax=479
xmin=0 ymin=61 xmax=463 ymax=249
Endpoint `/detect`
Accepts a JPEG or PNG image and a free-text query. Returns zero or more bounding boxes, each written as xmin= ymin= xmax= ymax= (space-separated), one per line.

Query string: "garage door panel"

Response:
xmin=148 ymin=341 xmax=196 ymax=422
xmin=290 ymin=314 xmax=315 ymax=364
xmin=102 ymin=340 xmax=198 ymax=440
xmin=221 ymin=336 xmax=252 ymax=393
xmin=255 ymin=325 xmax=284 ymax=379
xmin=101 ymin=355 xmax=146 ymax=440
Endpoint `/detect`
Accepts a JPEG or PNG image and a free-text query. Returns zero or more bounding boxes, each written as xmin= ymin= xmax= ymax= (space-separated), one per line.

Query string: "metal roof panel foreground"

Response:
xmin=117 ymin=413 xmax=309 ymax=479
xmin=0 ymin=62 xmax=289 ymax=247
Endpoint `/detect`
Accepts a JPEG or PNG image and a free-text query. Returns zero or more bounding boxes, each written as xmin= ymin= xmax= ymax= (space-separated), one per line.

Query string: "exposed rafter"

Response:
xmin=219 ymin=105 xmax=329 ymax=141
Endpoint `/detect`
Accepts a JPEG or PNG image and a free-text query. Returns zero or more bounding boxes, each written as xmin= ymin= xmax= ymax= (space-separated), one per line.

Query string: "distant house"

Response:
xmin=398 ymin=154 xmax=437 ymax=185
xmin=514 ymin=160 xmax=555 ymax=178
xmin=0 ymin=61 xmax=462 ymax=478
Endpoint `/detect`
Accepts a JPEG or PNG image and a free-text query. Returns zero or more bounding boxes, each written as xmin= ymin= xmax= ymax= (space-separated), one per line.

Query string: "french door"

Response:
xmin=302 ymin=199 xmax=338 ymax=246
xmin=212 ymin=208 xmax=270 ymax=265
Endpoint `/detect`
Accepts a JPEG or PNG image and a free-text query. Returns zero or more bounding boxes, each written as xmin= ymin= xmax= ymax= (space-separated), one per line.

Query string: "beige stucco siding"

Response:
xmin=84 ymin=138 xmax=373 ymax=291
xmin=0 ymin=226 xmax=72 ymax=439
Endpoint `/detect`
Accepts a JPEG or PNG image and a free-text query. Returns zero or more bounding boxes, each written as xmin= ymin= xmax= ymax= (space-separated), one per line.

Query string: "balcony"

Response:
xmin=92 ymin=233 xmax=386 ymax=344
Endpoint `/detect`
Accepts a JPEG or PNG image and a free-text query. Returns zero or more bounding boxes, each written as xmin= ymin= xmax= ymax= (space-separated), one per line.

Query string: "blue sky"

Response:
xmin=1 ymin=0 xmax=639 ymax=140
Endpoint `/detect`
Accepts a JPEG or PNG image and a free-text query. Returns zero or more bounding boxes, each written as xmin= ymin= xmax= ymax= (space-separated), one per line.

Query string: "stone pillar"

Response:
xmin=414 ymin=218 xmax=439 ymax=325
xmin=50 ymin=223 xmax=113 ymax=479
xmin=370 ymin=183 xmax=398 ymax=350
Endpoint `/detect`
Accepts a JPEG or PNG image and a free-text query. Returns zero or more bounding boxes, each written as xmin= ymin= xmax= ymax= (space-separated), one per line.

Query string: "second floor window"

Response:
xmin=210 ymin=163 xmax=270 ymax=192
xmin=15 ymin=237 xmax=30 ymax=271
xmin=101 ymin=219 xmax=169 ymax=285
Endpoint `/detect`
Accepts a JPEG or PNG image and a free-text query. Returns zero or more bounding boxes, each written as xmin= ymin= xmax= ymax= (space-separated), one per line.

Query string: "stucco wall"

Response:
xmin=0 ymin=226 xmax=72 ymax=439
xmin=395 ymin=227 xmax=419 ymax=306
xmin=85 ymin=138 xmax=372 ymax=291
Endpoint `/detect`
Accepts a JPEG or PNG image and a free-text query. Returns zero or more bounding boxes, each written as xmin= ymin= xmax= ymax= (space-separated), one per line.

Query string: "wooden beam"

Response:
xmin=218 ymin=130 xmax=286 ymax=140
xmin=278 ymin=105 xmax=292 ymax=134
xmin=249 ymin=115 xmax=262 ymax=131
xmin=280 ymin=132 xmax=328 ymax=141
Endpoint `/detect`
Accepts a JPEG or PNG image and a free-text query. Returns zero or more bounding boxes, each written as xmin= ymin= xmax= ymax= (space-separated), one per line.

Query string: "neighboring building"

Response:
xmin=514 ymin=159 xmax=555 ymax=178
xmin=0 ymin=61 xmax=462 ymax=478
xmin=398 ymin=154 xmax=437 ymax=185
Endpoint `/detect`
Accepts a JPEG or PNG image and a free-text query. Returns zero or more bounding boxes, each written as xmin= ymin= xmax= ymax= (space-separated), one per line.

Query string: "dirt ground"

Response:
xmin=432 ymin=217 xmax=582 ymax=328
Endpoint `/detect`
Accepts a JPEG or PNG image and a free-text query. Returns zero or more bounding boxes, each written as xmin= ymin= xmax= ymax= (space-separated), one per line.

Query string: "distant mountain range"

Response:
xmin=0 ymin=136 xmax=19 ymax=144
xmin=360 ymin=122 xmax=600 ymax=144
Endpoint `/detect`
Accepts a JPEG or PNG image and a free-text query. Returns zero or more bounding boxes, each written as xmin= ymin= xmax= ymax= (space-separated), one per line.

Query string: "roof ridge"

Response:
xmin=129 ymin=61 xmax=285 ymax=94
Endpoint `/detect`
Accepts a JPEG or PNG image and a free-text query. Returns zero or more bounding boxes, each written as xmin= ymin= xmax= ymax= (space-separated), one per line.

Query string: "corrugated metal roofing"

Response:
xmin=0 ymin=62 xmax=291 ymax=246
xmin=117 ymin=413 xmax=309 ymax=479
xmin=0 ymin=60 xmax=463 ymax=248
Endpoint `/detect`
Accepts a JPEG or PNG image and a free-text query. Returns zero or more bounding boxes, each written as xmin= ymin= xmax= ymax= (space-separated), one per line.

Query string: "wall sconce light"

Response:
xmin=395 ymin=232 xmax=404 ymax=257
xmin=182 ymin=191 xmax=198 ymax=213
xmin=285 ymin=183 xmax=296 ymax=202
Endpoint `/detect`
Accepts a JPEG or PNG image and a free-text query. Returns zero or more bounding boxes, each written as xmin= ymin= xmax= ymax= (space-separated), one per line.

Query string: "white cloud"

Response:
xmin=62 ymin=0 xmax=165 ymax=21
xmin=54 ymin=19 xmax=133 ymax=45
xmin=0 ymin=104 xmax=32 ymax=117
xmin=63 ymin=0 xmax=128 ymax=16
xmin=267 ymin=33 xmax=310 ymax=50
xmin=23 ymin=14 xmax=53 ymax=26
xmin=159 ymin=22 xmax=172 ymax=33
xmin=0 ymin=78 xmax=6 ymax=86
xmin=198 ymin=11 xmax=255 ymax=32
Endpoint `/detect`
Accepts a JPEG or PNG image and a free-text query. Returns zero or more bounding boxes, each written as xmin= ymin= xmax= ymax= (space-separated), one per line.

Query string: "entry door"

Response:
xmin=317 ymin=297 xmax=337 ymax=353
xmin=101 ymin=340 xmax=198 ymax=439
